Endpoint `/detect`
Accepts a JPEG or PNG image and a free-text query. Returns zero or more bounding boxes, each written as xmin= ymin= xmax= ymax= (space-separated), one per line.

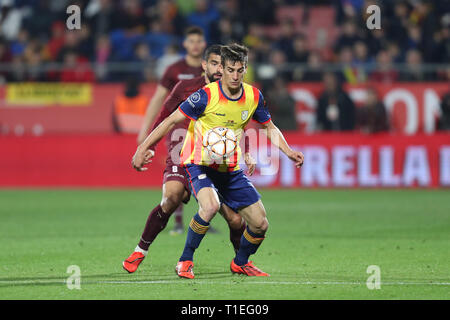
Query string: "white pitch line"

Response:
xmin=1 ymin=280 xmax=449 ymax=286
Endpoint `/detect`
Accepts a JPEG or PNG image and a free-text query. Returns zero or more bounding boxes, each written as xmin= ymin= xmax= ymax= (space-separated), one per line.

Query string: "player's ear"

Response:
xmin=201 ymin=60 xmax=207 ymax=71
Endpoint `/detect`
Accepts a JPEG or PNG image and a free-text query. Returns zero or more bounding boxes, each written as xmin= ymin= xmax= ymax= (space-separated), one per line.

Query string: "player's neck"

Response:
xmin=185 ymin=55 xmax=202 ymax=67
xmin=221 ymin=82 xmax=243 ymax=100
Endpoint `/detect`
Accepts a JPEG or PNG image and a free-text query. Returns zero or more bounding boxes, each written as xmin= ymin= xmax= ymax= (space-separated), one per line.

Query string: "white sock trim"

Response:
xmin=135 ymin=245 xmax=148 ymax=256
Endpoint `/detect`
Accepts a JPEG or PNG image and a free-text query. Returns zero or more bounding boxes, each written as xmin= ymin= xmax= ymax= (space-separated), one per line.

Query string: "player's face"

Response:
xmin=183 ymin=34 xmax=206 ymax=58
xmin=203 ymin=53 xmax=222 ymax=83
xmin=220 ymin=60 xmax=246 ymax=90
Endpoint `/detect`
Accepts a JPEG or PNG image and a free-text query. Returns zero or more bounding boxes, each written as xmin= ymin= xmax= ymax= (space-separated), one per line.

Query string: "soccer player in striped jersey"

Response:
xmin=123 ymin=45 xmax=251 ymax=274
xmin=132 ymin=44 xmax=304 ymax=278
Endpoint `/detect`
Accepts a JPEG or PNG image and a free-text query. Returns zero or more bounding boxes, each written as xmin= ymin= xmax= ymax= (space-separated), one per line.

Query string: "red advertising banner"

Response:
xmin=1 ymin=133 xmax=449 ymax=188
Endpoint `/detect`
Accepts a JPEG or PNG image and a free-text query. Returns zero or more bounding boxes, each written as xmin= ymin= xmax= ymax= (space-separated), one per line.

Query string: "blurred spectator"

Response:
xmin=398 ymin=49 xmax=430 ymax=81
xmin=22 ymin=42 xmax=46 ymax=81
xmin=116 ymin=0 xmax=149 ymax=33
xmin=369 ymin=50 xmax=398 ymax=84
xmin=155 ymin=43 xmax=182 ymax=79
xmin=291 ymin=34 xmax=309 ymax=63
xmin=210 ymin=16 xmax=243 ymax=45
xmin=356 ymin=87 xmax=389 ymax=134
xmin=386 ymin=1 xmax=411 ymax=48
xmin=335 ymin=19 xmax=362 ymax=52
xmin=434 ymin=15 xmax=450 ymax=64
xmin=316 ymin=72 xmax=356 ymax=131
xmin=86 ymin=0 xmax=121 ymax=37
xmin=59 ymin=50 xmax=95 ymax=82
xmin=386 ymin=41 xmax=402 ymax=63
xmin=265 ymin=76 xmax=297 ymax=130
xmin=273 ymin=19 xmax=296 ymax=61
xmin=0 ymin=38 xmax=12 ymax=81
xmin=365 ymin=28 xmax=388 ymax=56
xmin=112 ymin=76 xmax=150 ymax=134
xmin=298 ymin=50 xmax=323 ymax=82
xmin=94 ymin=34 xmax=112 ymax=81
xmin=410 ymin=0 xmax=438 ymax=62
xmin=186 ymin=0 xmax=220 ymax=41
xmin=22 ymin=0 xmax=55 ymax=38
xmin=405 ymin=23 xmax=423 ymax=52
xmin=238 ymin=0 xmax=276 ymax=27
xmin=353 ymin=41 xmax=368 ymax=64
xmin=437 ymin=92 xmax=450 ymax=131
xmin=144 ymin=18 xmax=175 ymax=59
xmin=130 ymin=41 xmax=155 ymax=81
xmin=45 ymin=21 xmax=65 ymax=61
xmin=56 ymin=30 xmax=82 ymax=62
xmin=268 ymin=49 xmax=291 ymax=81
xmin=338 ymin=46 xmax=364 ymax=84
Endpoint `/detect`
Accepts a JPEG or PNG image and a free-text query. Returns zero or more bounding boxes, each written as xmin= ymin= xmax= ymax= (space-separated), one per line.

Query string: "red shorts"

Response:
xmin=163 ymin=161 xmax=191 ymax=204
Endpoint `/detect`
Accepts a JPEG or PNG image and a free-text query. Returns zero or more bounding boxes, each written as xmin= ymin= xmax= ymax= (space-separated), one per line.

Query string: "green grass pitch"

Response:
xmin=0 ymin=189 xmax=449 ymax=300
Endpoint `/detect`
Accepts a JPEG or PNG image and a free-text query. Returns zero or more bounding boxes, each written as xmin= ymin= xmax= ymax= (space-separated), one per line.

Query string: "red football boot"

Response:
xmin=175 ymin=260 xmax=194 ymax=279
xmin=122 ymin=251 xmax=145 ymax=273
xmin=230 ymin=260 xmax=270 ymax=277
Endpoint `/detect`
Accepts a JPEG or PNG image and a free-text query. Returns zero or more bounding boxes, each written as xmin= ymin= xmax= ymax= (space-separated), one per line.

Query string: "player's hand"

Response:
xmin=244 ymin=152 xmax=256 ymax=176
xmin=132 ymin=147 xmax=154 ymax=172
xmin=286 ymin=149 xmax=304 ymax=168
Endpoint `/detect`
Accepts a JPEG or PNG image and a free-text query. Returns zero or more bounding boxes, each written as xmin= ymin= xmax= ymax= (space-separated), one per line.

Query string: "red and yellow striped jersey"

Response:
xmin=178 ymin=80 xmax=271 ymax=172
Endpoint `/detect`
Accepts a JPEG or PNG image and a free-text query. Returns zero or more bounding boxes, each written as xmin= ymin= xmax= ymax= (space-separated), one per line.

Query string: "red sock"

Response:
xmin=174 ymin=204 xmax=183 ymax=225
xmin=138 ymin=204 xmax=170 ymax=251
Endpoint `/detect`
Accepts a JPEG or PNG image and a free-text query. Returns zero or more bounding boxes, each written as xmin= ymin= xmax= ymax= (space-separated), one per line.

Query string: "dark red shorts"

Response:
xmin=163 ymin=161 xmax=191 ymax=204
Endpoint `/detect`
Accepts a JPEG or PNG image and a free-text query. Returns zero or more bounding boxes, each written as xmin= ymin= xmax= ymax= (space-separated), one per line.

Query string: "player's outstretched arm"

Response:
xmin=132 ymin=109 xmax=186 ymax=171
xmin=261 ymin=120 xmax=304 ymax=168
xmin=136 ymin=84 xmax=169 ymax=145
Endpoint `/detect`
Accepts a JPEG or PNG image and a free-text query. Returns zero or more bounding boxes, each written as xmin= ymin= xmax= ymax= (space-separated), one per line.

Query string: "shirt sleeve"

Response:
xmin=178 ymin=88 xmax=208 ymax=121
xmin=159 ymin=65 xmax=175 ymax=90
xmin=252 ymin=90 xmax=271 ymax=124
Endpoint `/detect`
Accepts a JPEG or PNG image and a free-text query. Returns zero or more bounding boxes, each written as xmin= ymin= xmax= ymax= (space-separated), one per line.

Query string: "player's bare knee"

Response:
xmin=161 ymin=192 xmax=182 ymax=214
xmin=228 ymin=213 xmax=244 ymax=230
xmin=199 ymin=200 xmax=220 ymax=219
xmin=252 ymin=218 xmax=269 ymax=235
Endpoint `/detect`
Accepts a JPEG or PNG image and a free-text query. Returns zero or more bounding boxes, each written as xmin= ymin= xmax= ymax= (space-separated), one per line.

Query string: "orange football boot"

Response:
xmin=122 ymin=251 xmax=145 ymax=273
xmin=230 ymin=260 xmax=270 ymax=277
xmin=175 ymin=260 xmax=194 ymax=279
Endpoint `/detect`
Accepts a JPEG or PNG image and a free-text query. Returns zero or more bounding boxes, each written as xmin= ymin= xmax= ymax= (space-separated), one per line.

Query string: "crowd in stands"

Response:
xmin=0 ymin=0 xmax=448 ymax=84
xmin=1 ymin=0 xmax=449 ymax=133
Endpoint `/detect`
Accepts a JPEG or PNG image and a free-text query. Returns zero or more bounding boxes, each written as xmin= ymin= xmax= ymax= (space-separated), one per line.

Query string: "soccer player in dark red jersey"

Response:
xmin=137 ymin=26 xmax=205 ymax=233
xmin=123 ymin=45 xmax=253 ymax=273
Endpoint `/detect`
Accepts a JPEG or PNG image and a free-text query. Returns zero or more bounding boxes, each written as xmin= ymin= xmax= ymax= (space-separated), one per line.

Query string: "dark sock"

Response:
xmin=230 ymin=221 xmax=246 ymax=253
xmin=234 ymin=226 xmax=265 ymax=266
xmin=138 ymin=204 xmax=170 ymax=251
xmin=179 ymin=213 xmax=209 ymax=261
xmin=174 ymin=204 xmax=183 ymax=225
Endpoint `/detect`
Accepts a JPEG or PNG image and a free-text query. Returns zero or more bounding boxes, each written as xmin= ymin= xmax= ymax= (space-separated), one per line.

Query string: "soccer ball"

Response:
xmin=202 ymin=127 xmax=237 ymax=159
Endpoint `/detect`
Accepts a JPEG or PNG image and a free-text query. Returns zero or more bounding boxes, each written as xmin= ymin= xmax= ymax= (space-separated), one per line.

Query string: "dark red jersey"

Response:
xmin=159 ymin=58 xmax=203 ymax=92
xmin=150 ymin=76 xmax=207 ymax=165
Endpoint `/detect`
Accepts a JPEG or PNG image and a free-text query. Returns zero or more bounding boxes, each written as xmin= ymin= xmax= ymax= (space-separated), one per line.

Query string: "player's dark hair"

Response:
xmin=184 ymin=26 xmax=204 ymax=37
xmin=203 ymin=44 xmax=222 ymax=61
xmin=220 ymin=43 xmax=249 ymax=67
